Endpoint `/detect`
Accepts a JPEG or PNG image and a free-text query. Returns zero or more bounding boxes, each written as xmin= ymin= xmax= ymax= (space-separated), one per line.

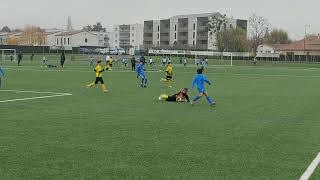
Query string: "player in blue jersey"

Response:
xmin=191 ymin=68 xmax=216 ymax=107
xmin=136 ymin=60 xmax=148 ymax=88
xmin=0 ymin=67 xmax=4 ymax=88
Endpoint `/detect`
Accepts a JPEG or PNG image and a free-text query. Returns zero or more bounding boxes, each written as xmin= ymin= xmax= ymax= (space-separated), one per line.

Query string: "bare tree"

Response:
xmin=249 ymin=14 xmax=270 ymax=54
xmin=1 ymin=26 xmax=11 ymax=32
xmin=208 ymin=14 xmax=227 ymax=51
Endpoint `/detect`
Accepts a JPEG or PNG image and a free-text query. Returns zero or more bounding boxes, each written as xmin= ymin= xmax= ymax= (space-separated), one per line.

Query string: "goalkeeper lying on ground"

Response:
xmin=158 ymin=88 xmax=190 ymax=102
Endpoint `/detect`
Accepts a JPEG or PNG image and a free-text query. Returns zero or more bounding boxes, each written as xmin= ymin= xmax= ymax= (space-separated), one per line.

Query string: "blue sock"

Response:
xmin=144 ymin=78 xmax=148 ymax=85
xmin=206 ymin=96 xmax=214 ymax=104
xmin=193 ymin=96 xmax=201 ymax=102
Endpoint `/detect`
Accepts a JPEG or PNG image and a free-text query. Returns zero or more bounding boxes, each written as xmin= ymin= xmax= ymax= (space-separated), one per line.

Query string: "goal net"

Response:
xmin=147 ymin=50 xmax=251 ymax=67
xmin=0 ymin=49 xmax=16 ymax=61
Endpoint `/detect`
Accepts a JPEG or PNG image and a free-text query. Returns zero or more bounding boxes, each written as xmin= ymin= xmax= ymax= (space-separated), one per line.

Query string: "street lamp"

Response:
xmin=304 ymin=25 xmax=310 ymax=60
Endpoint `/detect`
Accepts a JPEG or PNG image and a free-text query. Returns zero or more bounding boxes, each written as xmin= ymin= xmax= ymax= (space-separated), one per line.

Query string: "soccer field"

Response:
xmin=1 ymin=56 xmax=320 ymax=179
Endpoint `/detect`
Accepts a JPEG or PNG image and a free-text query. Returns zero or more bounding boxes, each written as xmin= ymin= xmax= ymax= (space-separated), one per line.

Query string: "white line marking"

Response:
xmin=2 ymin=66 xmax=320 ymax=78
xmin=2 ymin=67 xmax=162 ymax=73
xmin=300 ymin=152 xmax=320 ymax=180
xmin=0 ymin=90 xmax=72 ymax=103
xmin=0 ymin=89 xmax=71 ymax=95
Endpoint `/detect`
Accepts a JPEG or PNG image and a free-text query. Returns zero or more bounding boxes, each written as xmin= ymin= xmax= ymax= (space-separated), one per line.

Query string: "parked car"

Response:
xmin=79 ymin=47 xmax=90 ymax=54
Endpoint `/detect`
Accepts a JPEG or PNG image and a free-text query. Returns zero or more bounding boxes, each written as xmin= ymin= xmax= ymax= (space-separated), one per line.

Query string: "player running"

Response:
xmin=86 ymin=60 xmax=108 ymax=93
xmin=89 ymin=55 xmax=95 ymax=66
xmin=160 ymin=62 xmax=173 ymax=88
xmin=158 ymin=88 xmax=190 ymax=103
xmin=191 ymin=68 xmax=216 ymax=107
xmin=106 ymin=57 xmax=113 ymax=70
xmin=136 ymin=60 xmax=148 ymax=88
xmin=0 ymin=66 xmax=4 ymax=88
xmin=60 ymin=52 xmax=66 ymax=68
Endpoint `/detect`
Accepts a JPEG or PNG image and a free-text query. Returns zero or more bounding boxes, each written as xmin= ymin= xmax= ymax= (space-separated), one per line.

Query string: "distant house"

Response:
xmin=0 ymin=32 xmax=22 ymax=45
xmin=46 ymin=31 xmax=108 ymax=48
xmin=257 ymin=35 xmax=320 ymax=61
xmin=257 ymin=44 xmax=276 ymax=54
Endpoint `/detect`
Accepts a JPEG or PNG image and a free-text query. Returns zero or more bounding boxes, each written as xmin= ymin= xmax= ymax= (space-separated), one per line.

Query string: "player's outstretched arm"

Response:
xmin=203 ymin=76 xmax=212 ymax=85
xmin=192 ymin=77 xmax=196 ymax=88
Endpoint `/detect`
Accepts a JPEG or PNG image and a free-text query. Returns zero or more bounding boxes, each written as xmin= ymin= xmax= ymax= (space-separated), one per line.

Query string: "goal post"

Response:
xmin=0 ymin=49 xmax=16 ymax=61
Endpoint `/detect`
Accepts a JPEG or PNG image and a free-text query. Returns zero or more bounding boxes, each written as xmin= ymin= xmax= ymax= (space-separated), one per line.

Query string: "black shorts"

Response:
xmin=95 ymin=77 xmax=104 ymax=84
xmin=166 ymin=96 xmax=176 ymax=102
xmin=166 ymin=75 xmax=172 ymax=80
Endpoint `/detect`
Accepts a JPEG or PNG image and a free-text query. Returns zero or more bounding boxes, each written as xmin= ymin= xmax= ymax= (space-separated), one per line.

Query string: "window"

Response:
xmin=193 ymin=40 xmax=195 ymax=46
xmin=157 ymin=33 xmax=160 ymax=39
xmin=174 ymin=33 xmax=177 ymax=39
xmin=157 ymin=25 xmax=160 ymax=32
xmin=230 ymin=24 xmax=233 ymax=29
xmin=115 ymin=34 xmax=117 ymax=37
xmin=57 ymin=38 xmax=59 ymax=45
xmin=132 ymin=27 xmax=135 ymax=31
xmin=85 ymin=38 xmax=88 ymax=43
xmin=68 ymin=38 xmax=70 ymax=45
xmin=60 ymin=38 xmax=63 ymax=45
xmin=174 ymin=24 xmax=177 ymax=31
xmin=115 ymin=40 xmax=118 ymax=43
xmin=132 ymin=33 xmax=134 ymax=37
xmin=64 ymin=38 xmax=66 ymax=45
xmin=193 ymin=32 xmax=195 ymax=38
xmin=157 ymin=41 xmax=160 ymax=45
xmin=193 ymin=24 xmax=196 ymax=30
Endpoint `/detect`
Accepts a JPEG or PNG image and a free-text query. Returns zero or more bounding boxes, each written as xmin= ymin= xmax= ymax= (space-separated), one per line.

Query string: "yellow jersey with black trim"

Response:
xmin=95 ymin=64 xmax=104 ymax=77
xmin=166 ymin=65 xmax=173 ymax=76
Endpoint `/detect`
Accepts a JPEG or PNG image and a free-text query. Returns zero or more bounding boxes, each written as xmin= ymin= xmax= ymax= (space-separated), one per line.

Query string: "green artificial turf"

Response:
xmin=0 ymin=55 xmax=320 ymax=179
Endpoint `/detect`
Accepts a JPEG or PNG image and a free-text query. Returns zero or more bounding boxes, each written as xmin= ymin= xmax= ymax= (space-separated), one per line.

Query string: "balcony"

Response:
xmin=197 ymin=26 xmax=208 ymax=32
xmin=178 ymin=27 xmax=188 ymax=32
xmin=143 ymin=36 xmax=153 ymax=41
xmin=178 ymin=35 xmax=188 ymax=41
xmin=144 ymin=28 xmax=153 ymax=34
xmin=196 ymin=35 xmax=208 ymax=41
xmin=160 ymin=27 xmax=170 ymax=33
xmin=160 ymin=33 xmax=170 ymax=41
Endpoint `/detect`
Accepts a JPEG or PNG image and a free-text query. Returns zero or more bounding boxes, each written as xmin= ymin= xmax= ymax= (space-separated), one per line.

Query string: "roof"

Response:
xmin=0 ymin=32 xmax=21 ymax=36
xmin=170 ymin=12 xmax=224 ymax=19
xmin=273 ymin=36 xmax=320 ymax=51
xmin=55 ymin=31 xmax=98 ymax=37
xmin=55 ymin=31 xmax=82 ymax=36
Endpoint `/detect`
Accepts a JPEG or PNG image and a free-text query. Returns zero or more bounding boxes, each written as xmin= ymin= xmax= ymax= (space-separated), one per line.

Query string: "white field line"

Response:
xmin=2 ymin=66 xmax=320 ymax=78
xmin=300 ymin=152 xmax=320 ymax=180
xmin=0 ymin=90 xmax=72 ymax=103
xmin=2 ymin=67 xmax=162 ymax=73
xmin=0 ymin=89 xmax=71 ymax=95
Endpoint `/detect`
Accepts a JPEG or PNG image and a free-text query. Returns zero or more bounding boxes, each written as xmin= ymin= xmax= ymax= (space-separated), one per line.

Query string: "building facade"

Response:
xmin=143 ymin=12 xmax=247 ymax=51
xmin=46 ymin=31 xmax=108 ymax=48
xmin=109 ymin=23 xmax=144 ymax=51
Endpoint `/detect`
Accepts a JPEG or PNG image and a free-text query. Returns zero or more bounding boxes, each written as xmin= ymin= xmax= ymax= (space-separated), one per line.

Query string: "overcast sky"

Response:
xmin=0 ymin=0 xmax=318 ymax=39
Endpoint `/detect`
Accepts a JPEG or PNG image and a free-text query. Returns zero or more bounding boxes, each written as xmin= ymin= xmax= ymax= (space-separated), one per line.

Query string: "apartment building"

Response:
xmin=109 ymin=23 xmax=143 ymax=52
xmin=143 ymin=12 xmax=247 ymax=51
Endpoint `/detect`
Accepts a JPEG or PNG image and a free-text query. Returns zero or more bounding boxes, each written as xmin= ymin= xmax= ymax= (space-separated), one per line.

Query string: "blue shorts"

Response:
xmin=138 ymin=74 xmax=146 ymax=80
xmin=197 ymin=88 xmax=206 ymax=94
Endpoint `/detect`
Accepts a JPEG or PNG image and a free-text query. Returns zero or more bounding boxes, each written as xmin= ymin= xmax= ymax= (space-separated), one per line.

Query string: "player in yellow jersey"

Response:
xmin=106 ymin=57 xmax=113 ymax=70
xmin=86 ymin=60 xmax=108 ymax=93
xmin=160 ymin=62 xmax=173 ymax=88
